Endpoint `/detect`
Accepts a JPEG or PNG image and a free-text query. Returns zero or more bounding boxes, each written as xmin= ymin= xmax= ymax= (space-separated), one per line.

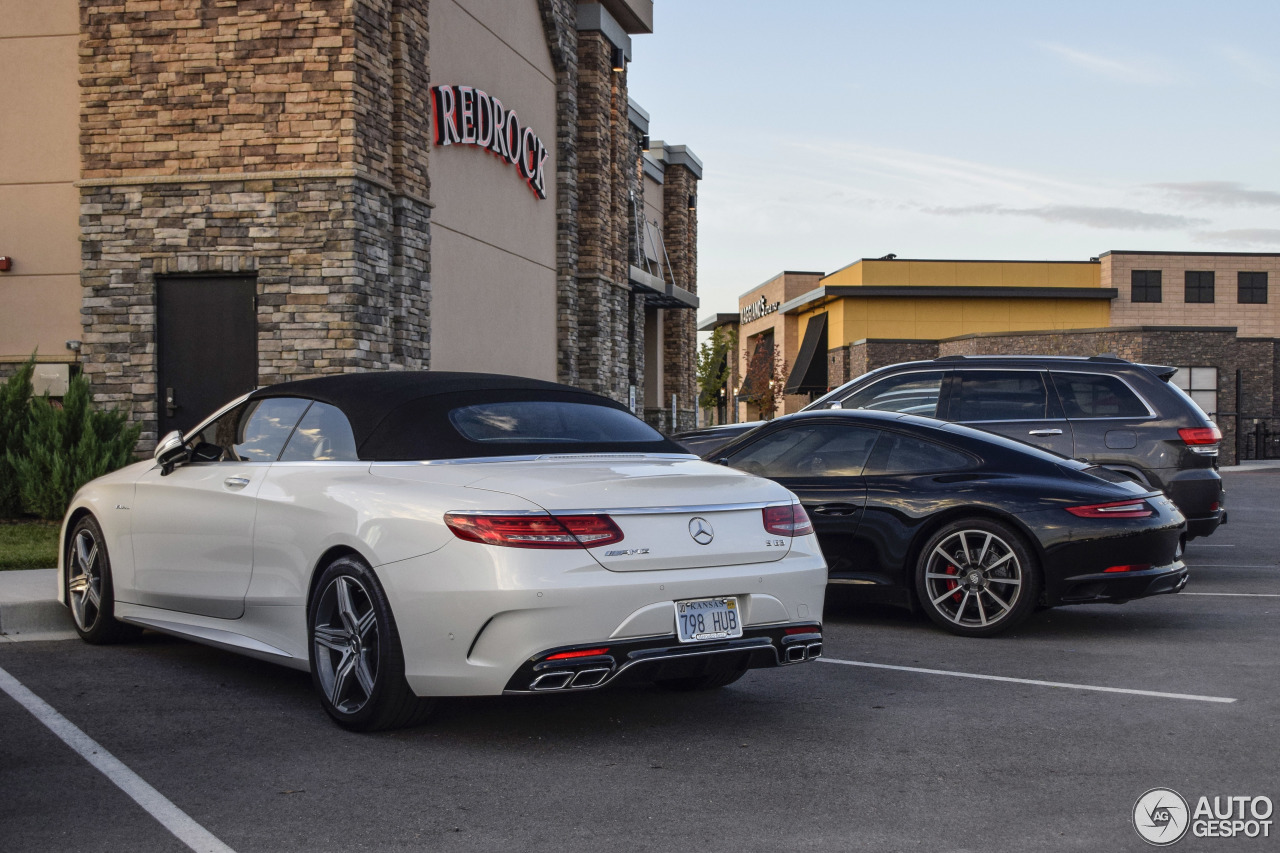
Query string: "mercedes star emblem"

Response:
xmin=688 ymin=517 xmax=714 ymax=545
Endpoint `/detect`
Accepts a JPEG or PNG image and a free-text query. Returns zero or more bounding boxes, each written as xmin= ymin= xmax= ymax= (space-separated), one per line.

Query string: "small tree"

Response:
xmin=11 ymin=372 xmax=141 ymax=521
xmin=741 ymin=342 xmax=787 ymax=420
xmin=0 ymin=357 xmax=36 ymax=517
xmin=696 ymin=327 xmax=737 ymax=420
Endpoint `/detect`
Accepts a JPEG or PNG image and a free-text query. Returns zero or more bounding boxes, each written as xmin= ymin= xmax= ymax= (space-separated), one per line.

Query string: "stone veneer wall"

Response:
xmin=79 ymin=1 xmax=431 ymax=448
xmin=661 ymin=164 xmax=698 ymax=432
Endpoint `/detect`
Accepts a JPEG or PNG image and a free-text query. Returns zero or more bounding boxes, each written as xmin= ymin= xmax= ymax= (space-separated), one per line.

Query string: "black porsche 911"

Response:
xmin=704 ymin=409 xmax=1188 ymax=636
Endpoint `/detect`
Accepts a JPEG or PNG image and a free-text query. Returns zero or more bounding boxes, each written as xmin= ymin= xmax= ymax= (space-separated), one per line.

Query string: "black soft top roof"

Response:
xmin=247 ymin=371 xmax=682 ymax=461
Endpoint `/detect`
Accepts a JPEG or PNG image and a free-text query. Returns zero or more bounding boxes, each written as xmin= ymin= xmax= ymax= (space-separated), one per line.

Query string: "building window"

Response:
xmin=1131 ymin=270 xmax=1162 ymax=303
xmin=1185 ymin=270 xmax=1215 ymax=303
xmin=1172 ymin=366 xmax=1217 ymax=416
xmin=1239 ymin=271 xmax=1268 ymax=304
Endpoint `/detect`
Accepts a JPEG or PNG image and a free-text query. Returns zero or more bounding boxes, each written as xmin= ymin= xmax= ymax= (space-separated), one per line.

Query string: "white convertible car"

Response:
xmin=59 ymin=372 xmax=827 ymax=730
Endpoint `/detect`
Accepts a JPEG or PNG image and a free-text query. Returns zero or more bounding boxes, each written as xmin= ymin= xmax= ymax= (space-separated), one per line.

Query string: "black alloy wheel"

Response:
xmin=66 ymin=515 xmax=140 ymax=644
xmin=914 ymin=518 xmax=1041 ymax=637
xmin=308 ymin=555 xmax=434 ymax=731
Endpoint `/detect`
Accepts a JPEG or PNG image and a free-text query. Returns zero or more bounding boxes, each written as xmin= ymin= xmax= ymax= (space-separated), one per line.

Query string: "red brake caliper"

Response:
xmin=944 ymin=563 xmax=961 ymax=603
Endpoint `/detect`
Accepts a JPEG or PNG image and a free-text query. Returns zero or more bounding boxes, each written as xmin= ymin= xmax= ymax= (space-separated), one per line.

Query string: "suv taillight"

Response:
xmin=1178 ymin=426 xmax=1221 ymax=445
xmin=444 ymin=512 xmax=624 ymax=549
xmin=1178 ymin=425 xmax=1221 ymax=456
xmin=763 ymin=503 xmax=813 ymax=537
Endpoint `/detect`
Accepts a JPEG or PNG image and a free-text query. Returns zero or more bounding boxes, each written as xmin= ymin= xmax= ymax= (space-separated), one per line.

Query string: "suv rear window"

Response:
xmin=1051 ymin=372 xmax=1150 ymax=419
xmin=952 ymin=371 xmax=1050 ymax=421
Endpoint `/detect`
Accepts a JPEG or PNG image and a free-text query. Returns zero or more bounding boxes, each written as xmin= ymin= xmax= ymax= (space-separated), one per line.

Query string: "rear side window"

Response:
xmin=280 ymin=401 xmax=360 ymax=461
xmin=870 ymin=432 xmax=975 ymax=475
xmin=952 ymin=370 xmax=1050 ymax=421
xmin=1051 ymin=373 xmax=1150 ymax=419
xmin=839 ymin=371 xmax=946 ymax=417
xmin=449 ymin=401 xmax=663 ymax=444
xmin=726 ymin=423 xmax=880 ymax=478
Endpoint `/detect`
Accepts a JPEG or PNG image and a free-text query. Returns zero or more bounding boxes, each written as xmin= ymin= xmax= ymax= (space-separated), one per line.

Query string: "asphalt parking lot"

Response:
xmin=2 ymin=469 xmax=1277 ymax=852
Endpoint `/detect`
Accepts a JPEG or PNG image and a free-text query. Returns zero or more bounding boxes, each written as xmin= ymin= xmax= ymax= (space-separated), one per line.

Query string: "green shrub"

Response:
xmin=10 ymin=372 xmax=141 ymax=521
xmin=0 ymin=358 xmax=35 ymax=517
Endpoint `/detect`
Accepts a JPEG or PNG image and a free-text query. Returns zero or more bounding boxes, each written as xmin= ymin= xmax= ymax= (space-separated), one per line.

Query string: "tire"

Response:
xmin=66 ymin=515 xmax=141 ymax=644
xmin=914 ymin=518 xmax=1041 ymax=638
xmin=654 ymin=668 xmax=748 ymax=692
xmin=308 ymin=556 xmax=435 ymax=732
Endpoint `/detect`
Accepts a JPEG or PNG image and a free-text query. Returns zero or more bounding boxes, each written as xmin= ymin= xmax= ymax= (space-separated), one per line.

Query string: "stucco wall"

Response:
xmin=0 ymin=0 xmax=80 ymax=363
xmin=426 ymin=0 xmax=559 ymax=379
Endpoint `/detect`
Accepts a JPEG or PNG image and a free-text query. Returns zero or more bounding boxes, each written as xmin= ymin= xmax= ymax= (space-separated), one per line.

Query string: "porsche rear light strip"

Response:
xmin=1065 ymin=500 xmax=1153 ymax=519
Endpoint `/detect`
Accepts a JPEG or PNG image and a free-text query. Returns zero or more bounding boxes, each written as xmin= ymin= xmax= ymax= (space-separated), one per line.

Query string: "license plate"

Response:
xmin=674 ymin=597 xmax=743 ymax=643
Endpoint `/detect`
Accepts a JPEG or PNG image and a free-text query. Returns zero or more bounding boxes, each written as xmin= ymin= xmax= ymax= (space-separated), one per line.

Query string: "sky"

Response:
xmin=625 ymin=0 xmax=1280 ymax=318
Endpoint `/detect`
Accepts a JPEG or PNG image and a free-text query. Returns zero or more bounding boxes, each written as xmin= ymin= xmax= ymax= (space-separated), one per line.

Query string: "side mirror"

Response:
xmin=828 ymin=401 xmax=842 ymax=410
xmin=154 ymin=430 xmax=187 ymax=475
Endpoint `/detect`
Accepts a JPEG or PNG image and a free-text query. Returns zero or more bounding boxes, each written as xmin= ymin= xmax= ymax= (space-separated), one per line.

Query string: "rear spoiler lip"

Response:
xmin=1141 ymin=363 xmax=1178 ymax=381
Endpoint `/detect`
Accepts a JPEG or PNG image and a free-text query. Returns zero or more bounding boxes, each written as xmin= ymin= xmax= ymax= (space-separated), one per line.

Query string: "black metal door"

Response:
xmin=157 ymin=276 xmax=257 ymax=436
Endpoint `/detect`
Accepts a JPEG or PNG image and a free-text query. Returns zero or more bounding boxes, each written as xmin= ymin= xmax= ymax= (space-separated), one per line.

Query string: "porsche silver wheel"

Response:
xmin=312 ymin=574 xmax=380 ymax=715
xmin=915 ymin=519 xmax=1041 ymax=637
xmin=68 ymin=528 xmax=104 ymax=633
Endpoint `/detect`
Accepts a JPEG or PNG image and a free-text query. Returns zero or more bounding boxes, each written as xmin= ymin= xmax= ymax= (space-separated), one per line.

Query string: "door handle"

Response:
xmin=812 ymin=503 xmax=860 ymax=517
xmin=1027 ymin=428 xmax=1063 ymax=436
xmin=223 ymin=476 xmax=251 ymax=490
xmin=165 ymin=387 xmax=179 ymax=418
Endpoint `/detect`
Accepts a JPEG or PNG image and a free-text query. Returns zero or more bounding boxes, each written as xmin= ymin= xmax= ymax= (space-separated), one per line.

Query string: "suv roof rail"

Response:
xmin=932 ymin=354 xmax=1135 ymax=363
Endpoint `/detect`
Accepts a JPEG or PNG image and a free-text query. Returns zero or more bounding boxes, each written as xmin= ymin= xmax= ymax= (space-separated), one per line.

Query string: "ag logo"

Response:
xmin=1134 ymin=788 xmax=1190 ymax=845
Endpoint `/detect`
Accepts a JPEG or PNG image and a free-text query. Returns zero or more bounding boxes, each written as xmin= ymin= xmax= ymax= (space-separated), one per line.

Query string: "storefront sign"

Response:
xmin=742 ymin=295 xmax=781 ymax=324
xmin=430 ymin=84 xmax=550 ymax=200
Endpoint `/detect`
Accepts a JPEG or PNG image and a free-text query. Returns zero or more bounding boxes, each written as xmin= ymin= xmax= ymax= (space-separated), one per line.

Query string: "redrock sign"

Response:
xmin=430 ymin=84 xmax=550 ymax=200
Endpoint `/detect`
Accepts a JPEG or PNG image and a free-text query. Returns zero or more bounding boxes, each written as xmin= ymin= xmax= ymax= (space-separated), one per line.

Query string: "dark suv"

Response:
xmin=675 ymin=355 xmax=1224 ymax=538
xmin=806 ymin=355 xmax=1224 ymax=538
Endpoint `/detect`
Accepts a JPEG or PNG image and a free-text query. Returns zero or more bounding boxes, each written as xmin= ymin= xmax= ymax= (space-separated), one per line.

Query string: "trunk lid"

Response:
xmin=374 ymin=454 xmax=796 ymax=571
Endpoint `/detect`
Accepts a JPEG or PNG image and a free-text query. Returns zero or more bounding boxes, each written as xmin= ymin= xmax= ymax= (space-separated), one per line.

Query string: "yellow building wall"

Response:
xmin=823 ymin=259 xmax=1100 ymax=289
xmin=799 ymin=296 xmax=1111 ymax=346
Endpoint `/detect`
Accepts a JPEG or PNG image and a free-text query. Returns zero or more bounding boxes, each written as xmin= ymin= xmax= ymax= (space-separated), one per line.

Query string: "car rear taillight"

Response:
xmin=1179 ymin=426 xmax=1221 ymax=444
xmin=444 ymin=513 xmax=624 ymax=549
xmin=763 ymin=503 xmax=813 ymax=537
xmin=1179 ymin=425 xmax=1221 ymax=456
xmin=1065 ymin=500 xmax=1153 ymax=519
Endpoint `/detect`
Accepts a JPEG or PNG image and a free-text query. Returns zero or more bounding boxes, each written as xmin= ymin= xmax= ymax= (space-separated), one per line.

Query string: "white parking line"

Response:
xmin=817 ymin=658 xmax=1237 ymax=704
xmin=0 ymin=665 xmax=235 ymax=853
xmin=1183 ymin=592 xmax=1280 ymax=598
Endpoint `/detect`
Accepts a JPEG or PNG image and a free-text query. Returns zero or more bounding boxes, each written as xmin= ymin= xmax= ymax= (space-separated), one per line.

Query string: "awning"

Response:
xmin=736 ymin=341 xmax=771 ymax=401
xmin=784 ymin=313 xmax=828 ymax=394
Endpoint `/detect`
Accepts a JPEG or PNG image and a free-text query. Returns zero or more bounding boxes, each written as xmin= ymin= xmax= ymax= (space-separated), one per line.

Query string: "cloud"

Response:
xmin=1150 ymin=181 xmax=1280 ymax=208
xmin=1215 ymin=45 xmax=1278 ymax=85
xmin=1039 ymin=43 xmax=1169 ymax=84
xmin=1192 ymin=229 xmax=1280 ymax=247
xmin=923 ymin=204 xmax=1205 ymax=231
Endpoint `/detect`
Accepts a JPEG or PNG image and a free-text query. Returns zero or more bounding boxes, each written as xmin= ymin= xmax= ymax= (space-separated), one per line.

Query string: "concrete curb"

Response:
xmin=0 ymin=569 xmax=77 ymax=642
